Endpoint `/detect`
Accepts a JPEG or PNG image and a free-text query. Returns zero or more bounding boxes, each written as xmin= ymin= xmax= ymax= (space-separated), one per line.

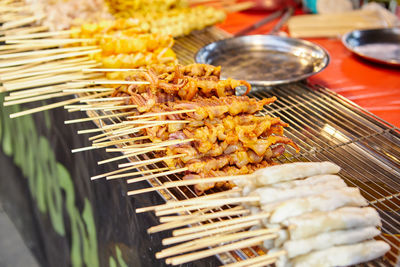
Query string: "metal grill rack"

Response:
xmin=176 ymin=27 xmax=400 ymax=265
xmin=88 ymin=27 xmax=400 ymax=265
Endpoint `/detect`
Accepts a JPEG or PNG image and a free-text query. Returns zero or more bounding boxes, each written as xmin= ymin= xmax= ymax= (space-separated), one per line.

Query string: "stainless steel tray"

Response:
xmin=342 ymin=28 xmax=400 ymax=66
xmin=194 ymin=34 xmax=329 ymax=86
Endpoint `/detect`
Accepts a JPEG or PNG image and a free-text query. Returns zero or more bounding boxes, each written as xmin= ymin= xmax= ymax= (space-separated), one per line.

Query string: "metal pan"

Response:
xmin=342 ymin=28 xmax=400 ymax=67
xmin=195 ymin=35 xmax=329 ymax=86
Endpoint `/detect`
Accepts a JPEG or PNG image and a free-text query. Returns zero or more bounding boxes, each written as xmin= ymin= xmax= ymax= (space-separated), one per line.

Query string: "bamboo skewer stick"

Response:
xmin=3 ymin=91 xmax=75 ymax=106
xmin=105 ymin=166 xmax=169 ymax=180
xmin=2 ymin=25 xmax=48 ymax=35
xmin=91 ymin=159 xmax=169 ymax=180
xmin=157 ymin=229 xmax=276 ymax=259
xmin=0 ymin=29 xmax=76 ymax=41
xmin=5 ymin=85 xmax=66 ymax=101
xmin=2 ymin=73 xmax=102 ymax=91
xmin=135 ymin=189 xmax=242 ymax=213
xmin=223 ymin=250 xmax=286 ymax=267
xmin=91 ymin=165 xmax=143 ymax=180
xmin=85 ymin=125 xmax=132 ymax=140
xmin=64 ymin=111 xmax=134 ymax=124
xmin=149 ymin=207 xmax=249 ymax=233
xmin=69 ymin=103 xmax=131 ymax=111
xmin=121 ymin=138 xmax=194 ymax=150
xmin=0 ymin=46 xmax=99 ymax=59
xmin=122 ymin=120 xmax=189 ymax=125
xmin=90 ymin=122 xmax=167 ymax=143
xmin=162 ymin=220 xmax=261 ymax=246
xmin=238 ymin=257 xmax=276 ymax=267
xmin=81 ymin=96 xmax=131 ymax=103
xmin=172 ymin=211 xmax=269 ymax=237
xmin=1 ymin=14 xmax=44 ymax=30
xmin=127 ymin=109 xmax=196 ymax=119
xmin=71 ymin=145 xmax=102 ymax=153
xmin=101 ymin=105 xmax=138 ymax=111
xmin=9 ymin=91 xmax=112 ymax=118
xmin=126 ymin=174 xmax=252 ymax=196
xmin=152 ymin=212 xmax=241 ymax=235
xmin=88 ymin=125 xmax=146 ymax=143
xmin=68 ymin=101 xmax=125 ymax=113
xmin=0 ymin=49 xmax=101 ymax=68
xmin=152 ymin=192 xmax=243 ymax=212
xmin=83 ymin=68 xmax=145 ymax=72
xmin=166 ymin=237 xmax=280 ymax=265
xmin=6 ymin=38 xmax=95 ymax=44
xmin=1 ymin=57 xmax=93 ymax=77
xmin=116 ymin=139 xmax=192 ymax=155
xmin=107 ymin=167 xmax=170 ymax=180
xmin=119 ymin=154 xmax=185 ymax=169
xmin=98 ymin=147 xmax=166 ymax=165
xmin=126 ymin=167 xmax=188 ymax=185
xmin=101 ymin=118 xmax=152 ymax=133
xmin=63 ymin=87 xmax=113 ymax=93
xmin=155 ymin=197 xmax=261 ymax=217
xmin=164 ymin=174 xmax=251 ymax=186
xmin=158 ymin=205 xmax=245 ymax=223
xmin=68 ymin=80 xmax=150 ymax=86
xmin=6 ymin=80 xmax=87 ymax=99
xmin=76 ymin=122 xmax=131 ymax=134
xmin=0 ymin=62 xmax=100 ymax=81
xmin=0 ymin=61 xmax=41 ymax=75
xmin=71 ymin=136 xmax=149 ymax=153
xmin=93 ymin=136 xmax=149 ymax=148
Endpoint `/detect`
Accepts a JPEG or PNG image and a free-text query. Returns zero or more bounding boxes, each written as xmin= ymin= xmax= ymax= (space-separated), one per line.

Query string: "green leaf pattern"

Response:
xmin=0 ymin=93 xmax=131 ymax=267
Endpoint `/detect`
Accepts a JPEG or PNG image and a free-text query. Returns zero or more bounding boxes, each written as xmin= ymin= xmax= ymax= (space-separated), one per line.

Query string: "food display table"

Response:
xmin=0 ymin=7 xmax=399 ymax=267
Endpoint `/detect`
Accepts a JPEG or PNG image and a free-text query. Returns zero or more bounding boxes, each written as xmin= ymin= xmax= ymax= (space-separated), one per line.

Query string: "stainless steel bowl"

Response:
xmin=195 ymin=35 xmax=329 ymax=86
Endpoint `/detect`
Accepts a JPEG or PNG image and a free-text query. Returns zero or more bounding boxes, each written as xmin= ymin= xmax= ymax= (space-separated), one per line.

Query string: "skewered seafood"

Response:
xmin=96 ymin=49 xmax=177 ymax=69
xmin=111 ymin=6 xmax=226 ymax=37
xmin=283 ymin=226 xmax=380 ymax=259
xmin=281 ymin=240 xmax=390 ymax=267
xmin=141 ymin=162 xmax=389 ymax=266
xmin=26 ymin=0 xmax=113 ymax=31
xmin=105 ymin=63 xmax=221 ymax=81
xmin=71 ymin=20 xmax=177 ymax=69
xmin=283 ymin=206 xmax=381 ymax=240
xmin=105 ymin=0 xmax=188 ymax=16
xmin=112 ymin=65 xmax=251 ymax=103
xmin=269 ymin=187 xmax=368 ymax=223
xmin=235 ymin=161 xmax=341 ymax=187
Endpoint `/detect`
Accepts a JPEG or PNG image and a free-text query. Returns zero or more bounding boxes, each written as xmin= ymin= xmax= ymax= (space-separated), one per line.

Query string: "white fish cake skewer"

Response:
xmin=283 ymin=207 xmax=381 ymax=240
xmin=283 ymin=226 xmax=380 ymax=259
xmin=272 ymin=174 xmax=343 ymax=189
xmin=269 ymin=187 xmax=368 ymax=223
xmin=287 ymin=240 xmax=390 ymax=267
xmin=248 ymin=177 xmax=347 ymax=207
xmin=239 ymin=161 xmax=341 ymax=187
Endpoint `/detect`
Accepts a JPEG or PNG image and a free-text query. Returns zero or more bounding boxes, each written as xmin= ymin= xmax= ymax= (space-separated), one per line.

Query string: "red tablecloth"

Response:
xmin=217 ymin=11 xmax=400 ymax=128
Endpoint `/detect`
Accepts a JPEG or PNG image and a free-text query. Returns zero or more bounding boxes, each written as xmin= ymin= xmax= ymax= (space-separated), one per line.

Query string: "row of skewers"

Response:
xmin=135 ymin=162 xmax=390 ymax=266
xmin=3 ymin=0 xmax=238 ymax=32
xmin=0 ymin=1 xmax=393 ymax=266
